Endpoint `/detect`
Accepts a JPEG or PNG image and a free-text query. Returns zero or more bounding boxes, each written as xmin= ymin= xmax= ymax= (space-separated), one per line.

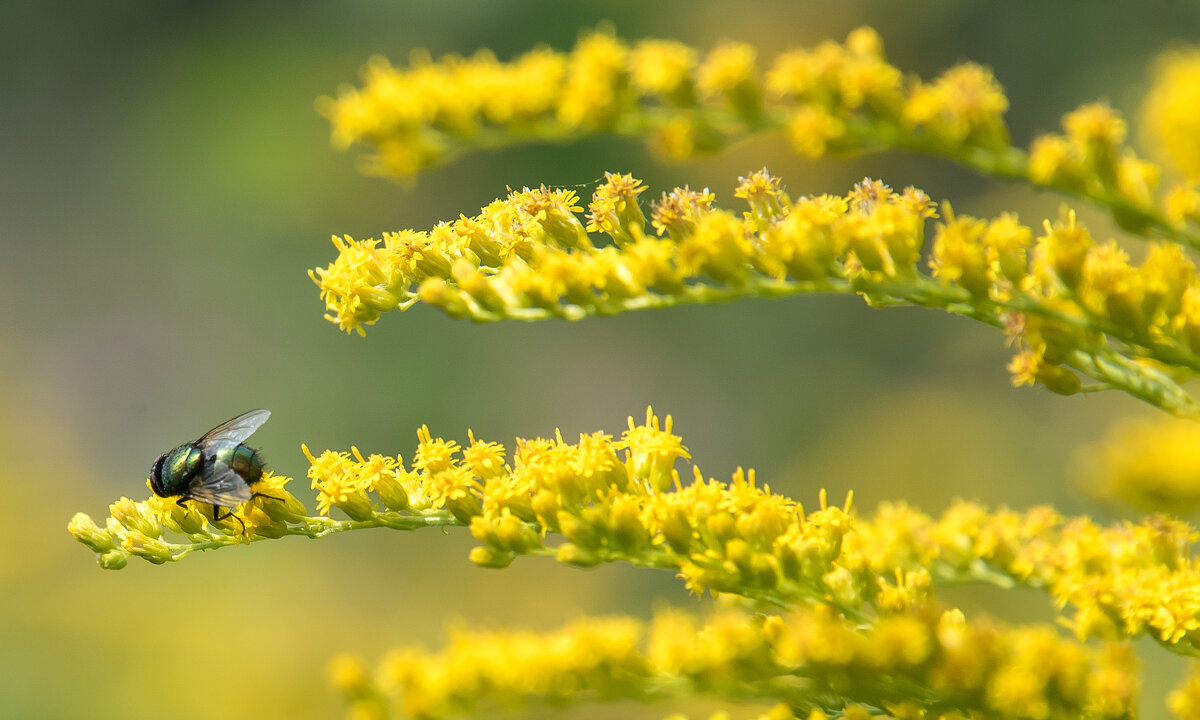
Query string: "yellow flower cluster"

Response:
xmin=332 ymin=605 xmax=1137 ymax=720
xmin=301 ymin=409 xmax=864 ymax=610
xmin=853 ymin=501 xmax=1200 ymax=654
xmin=301 ymin=425 xmax=493 ymax=525
xmin=305 ymin=169 xmax=934 ymax=333
xmin=310 ymin=169 xmax=1200 ymax=417
xmin=296 ymin=409 xmax=1200 ymax=654
xmin=320 ymin=26 xmax=990 ymax=176
xmin=67 ymin=472 xmax=308 ymax=568
xmin=321 ymin=28 xmax=1198 ymax=243
xmin=1028 ymin=102 xmax=1162 ymax=217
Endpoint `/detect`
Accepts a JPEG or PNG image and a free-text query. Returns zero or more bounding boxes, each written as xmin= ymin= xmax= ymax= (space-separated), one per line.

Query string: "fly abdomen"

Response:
xmin=212 ymin=443 xmax=265 ymax=485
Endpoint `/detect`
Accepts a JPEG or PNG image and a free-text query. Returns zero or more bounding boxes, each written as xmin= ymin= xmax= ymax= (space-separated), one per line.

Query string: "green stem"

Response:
xmin=169 ymin=510 xmax=461 ymax=561
xmin=447 ymin=269 xmax=1196 ymax=416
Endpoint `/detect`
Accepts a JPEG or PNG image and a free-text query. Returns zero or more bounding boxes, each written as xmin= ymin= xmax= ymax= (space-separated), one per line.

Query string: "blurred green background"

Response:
xmin=5 ymin=1 xmax=1200 ymax=718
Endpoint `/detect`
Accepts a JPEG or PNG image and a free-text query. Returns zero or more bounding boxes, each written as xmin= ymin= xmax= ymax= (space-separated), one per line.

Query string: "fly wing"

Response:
xmin=185 ymin=461 xmax=253 ymax=508
xmin=198 ymin=409 xmax=271 ymax=446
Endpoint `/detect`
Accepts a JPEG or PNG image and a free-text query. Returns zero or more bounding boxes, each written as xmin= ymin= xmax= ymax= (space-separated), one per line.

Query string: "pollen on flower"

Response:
xmin=307 ymin=234 xmax=405 ymax=335
xmin=462 ymin=430 xmax=508 ymax=481
xmin=412 ymin=425 xmax=461 ymax=475
xmin=650 ymin=186 xmax=716 ymax=238
xmin=735 ymin=168 xmax=790 ymax=224
xmin=586 ymin=172 xmax=648 ymax=244
xmin=621 ymin=408 xmax=690 ymax=492
xmin=304 ymin=444 xmax=375 ymax=520
xmin=840 ymin=179 xmax=928 ymax=280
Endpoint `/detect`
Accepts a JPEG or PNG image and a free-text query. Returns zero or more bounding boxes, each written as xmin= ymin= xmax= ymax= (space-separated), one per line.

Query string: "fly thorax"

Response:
xmin=154 ymin=445 xmax=204 ymax=497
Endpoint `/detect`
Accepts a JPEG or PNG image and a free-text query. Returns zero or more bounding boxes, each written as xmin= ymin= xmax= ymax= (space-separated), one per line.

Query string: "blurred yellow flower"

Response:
xmin=1141 ymin=49 xmax=1200 ymax=180
xmin=902 ymin=63 xmax=1009 ymax=149
xmin=1078 ymin=415 xmax=1200 ymax=513
xmin=630 ymin=39 xmax=697 ymax=101
xmin=1170 ymin=662 xmax=1200 ymax=720
xmin=343 ymin=605 xmax=1135 ymax=720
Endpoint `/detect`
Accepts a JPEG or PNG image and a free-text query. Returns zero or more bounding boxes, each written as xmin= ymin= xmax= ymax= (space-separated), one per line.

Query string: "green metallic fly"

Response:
xmin=149 ymin=409 xmax=275 ymax=524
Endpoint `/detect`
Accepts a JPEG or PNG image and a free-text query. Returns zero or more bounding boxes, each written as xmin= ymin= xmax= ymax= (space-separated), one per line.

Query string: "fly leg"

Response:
xmin=175 ymin=497 xmax=197 ymax=521
xmin=211 ymin=504 xmax=247 ymax=534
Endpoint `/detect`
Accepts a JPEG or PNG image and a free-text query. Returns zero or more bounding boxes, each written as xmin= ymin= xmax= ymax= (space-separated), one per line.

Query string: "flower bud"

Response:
xmin=556 ymin=542 xmax=601 ymax=568
xmin=109 ymin=497 xmax=161 ymax=538
xmin=258 ymin=490 xmax=310 ymax=524
xmin=121 ymin=530 xmax=174 ymax=565
xmin=99 ymin=550 xmax=129 ymax=570
xmin=333 ymin=492 xmax=377 ymax=522
xmin=469 ymin=546 xmax=515 ymax=569
xmin=68 ymin=512 xmax=114 ymax=553
xmin=558 ymin=510 xmax=601 ymax=550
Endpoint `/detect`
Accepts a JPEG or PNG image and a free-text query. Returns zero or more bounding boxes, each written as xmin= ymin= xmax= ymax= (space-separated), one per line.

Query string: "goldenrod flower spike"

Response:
xmin=68 ymin=469 xmax=461 ymax=569
xmin=334 ymin=605 xmax=1137 ymax=720
xmin=853 ymin=500 xmax=1200 ymax=656
xmin=312 ymin=170 xmax=1200 ymax=417
xmin=70 ymin=411 xmax=1200 ymax=659
xmin=321 ymin=27 xmax=1199 ymax=246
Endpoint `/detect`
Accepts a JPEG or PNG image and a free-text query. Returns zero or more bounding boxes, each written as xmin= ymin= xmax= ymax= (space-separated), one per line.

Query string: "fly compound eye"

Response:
xmin=149 ymin=453 xmax=167 ymax=496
